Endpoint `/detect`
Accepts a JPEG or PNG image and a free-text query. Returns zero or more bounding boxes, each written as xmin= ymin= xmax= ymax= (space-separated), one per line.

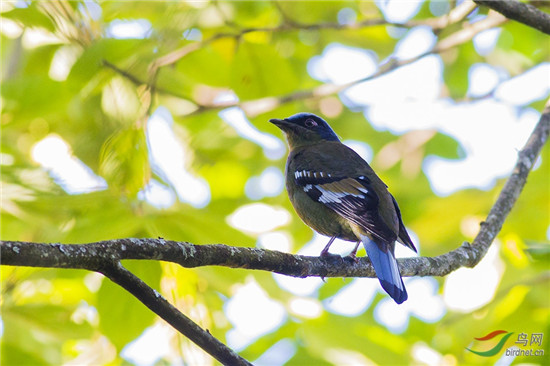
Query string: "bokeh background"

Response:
xmin=1 ymin=1 xmax=549 ymax=365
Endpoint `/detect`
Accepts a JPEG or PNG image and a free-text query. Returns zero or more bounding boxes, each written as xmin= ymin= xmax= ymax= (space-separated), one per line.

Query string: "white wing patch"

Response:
xmin=294 ymin=170 xmax=331 ymax=179
xmin=316 ymin=185 xmax=365 ymax=203
xmin=295 ymin=170 xmax=368 ymax=203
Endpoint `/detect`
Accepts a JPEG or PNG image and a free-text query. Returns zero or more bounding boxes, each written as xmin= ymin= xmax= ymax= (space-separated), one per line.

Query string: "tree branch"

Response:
xmin=474 ymin=0 xmax=550 ymax=35
xmin=2 ymin=99 xmax=549 ymax=276
xmin=103 ymin=1 xmax=485 ymax=118
xmin=98 ymin=261 xmax=252 ymax=366
xmin=150 ymin=3 xmax=476 ymax=71
xmin=168 ymin=10 xmax=507 ymax=118
xmin=468 ymin=99 xmax=550 ymax=257
xmin=2 ymin=101 xmax=547 ymax=365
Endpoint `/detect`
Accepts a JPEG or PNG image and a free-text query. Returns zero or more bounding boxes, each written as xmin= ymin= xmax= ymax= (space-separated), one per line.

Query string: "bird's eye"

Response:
xmin=304 ymin=119 xmax=317 ymax=127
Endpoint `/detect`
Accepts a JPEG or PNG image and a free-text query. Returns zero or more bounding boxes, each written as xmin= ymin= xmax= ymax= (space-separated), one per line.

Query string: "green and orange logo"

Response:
xmin=466 ymin=330 xmax=514 ymax=357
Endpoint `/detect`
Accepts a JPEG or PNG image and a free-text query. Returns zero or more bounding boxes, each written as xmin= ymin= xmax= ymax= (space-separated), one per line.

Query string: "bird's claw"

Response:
xmin=344 ymin=242 xmax=360 ymax=264
xmin=320 ymin=250 xmax=340 ymax=258
xmin=344 ymin=254 xmax=359 ymax=264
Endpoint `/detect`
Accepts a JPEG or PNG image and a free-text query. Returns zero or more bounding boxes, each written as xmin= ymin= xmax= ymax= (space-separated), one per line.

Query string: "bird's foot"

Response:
xmin=319 ymin=251 xmax=343 ymax=266
xmin=344 ymin=242 xmax=361 ymax=264
xmin=319 ymin=248 xmax=340 ymax=258
xmin=344 ymin=253 xmax=359 ymax=264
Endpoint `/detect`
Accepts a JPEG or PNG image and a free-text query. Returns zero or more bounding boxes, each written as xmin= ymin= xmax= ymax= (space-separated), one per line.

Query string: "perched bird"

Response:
xmin=270 ymin=113 xmax=416 ymax=304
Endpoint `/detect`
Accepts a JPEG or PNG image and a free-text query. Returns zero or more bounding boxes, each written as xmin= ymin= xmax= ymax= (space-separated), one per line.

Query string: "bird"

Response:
xmin=269 ymin=112 xmax=417 ymax=304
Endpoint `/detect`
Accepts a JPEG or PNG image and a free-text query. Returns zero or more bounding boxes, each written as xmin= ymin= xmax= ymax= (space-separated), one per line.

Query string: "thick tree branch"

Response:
xmin=2 ymin=99 xmax=549 ymax=276
xmin=474 ymin=0 xmax=550 ymax=35
xmin=0 ymin=239 xmax=480 ymax=277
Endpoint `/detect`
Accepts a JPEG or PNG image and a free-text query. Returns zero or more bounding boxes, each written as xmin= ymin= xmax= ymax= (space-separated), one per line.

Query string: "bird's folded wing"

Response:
xmin=294 ymin=170 xmax=397 ymax=244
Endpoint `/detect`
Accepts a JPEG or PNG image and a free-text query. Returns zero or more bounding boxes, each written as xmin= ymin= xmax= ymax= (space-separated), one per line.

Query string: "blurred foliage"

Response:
xmin=1 ymin=1 xmax=549 ymax=365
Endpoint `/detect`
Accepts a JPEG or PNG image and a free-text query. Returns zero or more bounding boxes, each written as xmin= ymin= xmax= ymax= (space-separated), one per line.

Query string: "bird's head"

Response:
xmin=269 ymin=113 xmax=340 ymax=148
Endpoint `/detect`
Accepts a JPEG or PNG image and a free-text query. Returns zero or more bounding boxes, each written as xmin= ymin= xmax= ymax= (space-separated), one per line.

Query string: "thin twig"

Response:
xmin=183 ymin=11 xmax=507 ymax=118
xmin=152 ymin=0 xmax=477 ymax=70
xmin=101 ymin=60 xmax=191 ymax=101
xmin=102 ymin=1 xmax=496 ymax=118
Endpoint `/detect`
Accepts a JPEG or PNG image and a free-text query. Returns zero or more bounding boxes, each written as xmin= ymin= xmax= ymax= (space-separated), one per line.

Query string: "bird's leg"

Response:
xmin=320 ymin=236 xmax=337 ymax=257
xmin=345 ymin=241 xmax=361 ymax=263
xmin=349 ymin=241 xmax=360 ymax=257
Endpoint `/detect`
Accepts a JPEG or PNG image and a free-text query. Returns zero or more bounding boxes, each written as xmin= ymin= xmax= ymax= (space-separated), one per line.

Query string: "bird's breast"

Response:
xmin=286 ymin=177 xmax=358 ymax=242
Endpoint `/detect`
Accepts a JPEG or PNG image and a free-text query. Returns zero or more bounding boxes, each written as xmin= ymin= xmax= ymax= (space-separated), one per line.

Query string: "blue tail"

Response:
xmin=361 ymin=235 xmax=407 ymax=304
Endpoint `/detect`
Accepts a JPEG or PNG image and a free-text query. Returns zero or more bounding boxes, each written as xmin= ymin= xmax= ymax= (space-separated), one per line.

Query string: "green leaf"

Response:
xmin=423 ymin=131 xmax=464 ymax=159
xmin=2 ymin=302 xmax=94 ymax=365
xmin=497 ymin=21 xmax=550 ymax=67
xmin=68 ymin=38 xmax=148 ymax=84
xmin=96 ymin=261 xmax=161 ymax=351
xmin=443 ymin=43 xmax=479 ymax=98
xmin=1 ymin=76 xmax=74 ymax=123
xmin=99 ymin=126 xmax=150 ymax=197
xmin=175 ymin=45 xmax=232 ymax=87
xmin=524 ymin=242 xmax=550 ymax=262
xmin=231 ymin=42 xmax=298 ymax=99
xmin=101 ymin=76 xmax=142 ymax=123
xmin=7 ymin=303 xmax=93 ymax=339
xmin=2 ymin=3 xmax=56 ymax=32
xmin=1 ymin=343 xmax=49 ymax=366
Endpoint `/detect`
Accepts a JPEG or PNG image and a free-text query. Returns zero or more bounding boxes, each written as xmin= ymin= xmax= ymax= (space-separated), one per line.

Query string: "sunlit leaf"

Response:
xmin=96 ymin=261 xmax=161 ymax=351
xmin=2 ymin=3 xmax=56 ymax=32
xmin=99 ymin=126 xmax=150 ymax=197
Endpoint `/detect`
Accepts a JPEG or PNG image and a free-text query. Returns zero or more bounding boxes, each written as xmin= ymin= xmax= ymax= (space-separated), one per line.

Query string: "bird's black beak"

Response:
xmin=269 ymin=118 xmax=294 ymax=132
xmin=269 ymin=118 xmax=286 ymax=126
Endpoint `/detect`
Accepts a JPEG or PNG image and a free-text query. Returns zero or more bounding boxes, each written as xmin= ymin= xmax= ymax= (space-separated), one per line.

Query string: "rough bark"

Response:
xmin=475 ymin=0 xmax=550 ymax=35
